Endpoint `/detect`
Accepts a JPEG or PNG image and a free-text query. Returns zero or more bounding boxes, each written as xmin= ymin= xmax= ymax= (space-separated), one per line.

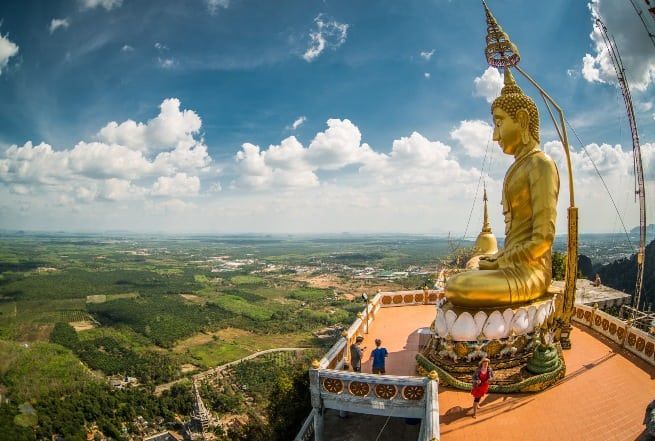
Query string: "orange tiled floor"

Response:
xmin=354 ymin=306 xmax=655 ymax=440
xmin=439 ymin=324 xmax=655 ymax=441
xmin=358 ymin=304 xmax=436 ymax=376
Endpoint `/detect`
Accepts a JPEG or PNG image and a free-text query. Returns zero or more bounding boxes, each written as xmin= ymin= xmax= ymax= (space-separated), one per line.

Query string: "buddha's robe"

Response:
xmin=446 ymin=147 xmax=559 ymax=308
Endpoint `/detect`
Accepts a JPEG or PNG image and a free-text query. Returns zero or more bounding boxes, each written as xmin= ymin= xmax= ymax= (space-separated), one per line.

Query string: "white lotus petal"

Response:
xmin=474 ymin=311 xmax=488 ymax=336
xmin=483 ymin=310 xmax=506 ymax=340
xmin=445 ymin=309 xmax=457 ymax=332
xmin=451 ymin=312 xmax=478 ymax=341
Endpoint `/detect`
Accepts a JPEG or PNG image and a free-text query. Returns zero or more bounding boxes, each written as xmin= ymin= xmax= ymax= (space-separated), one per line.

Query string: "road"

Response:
xmin=154 ymin=347 xmax=310 ymax=395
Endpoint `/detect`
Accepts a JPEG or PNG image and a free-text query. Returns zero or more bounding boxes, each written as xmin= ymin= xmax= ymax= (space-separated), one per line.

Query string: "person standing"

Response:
xmin=371 ymin=339 xmax=388 ymax=374
xmin=471 ymin=357 xmax=494 ymax=418
xmin=350 ymin=336 xmax=365 ymax=372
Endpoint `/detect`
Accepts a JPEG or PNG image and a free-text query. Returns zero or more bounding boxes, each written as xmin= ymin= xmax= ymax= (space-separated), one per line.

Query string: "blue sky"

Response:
xmin=0 ymin=0 xmax=654 ymax=235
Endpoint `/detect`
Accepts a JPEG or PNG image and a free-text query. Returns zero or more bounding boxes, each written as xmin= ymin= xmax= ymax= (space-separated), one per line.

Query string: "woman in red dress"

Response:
xmin=471 ymin=357 xmax=494 ymax=418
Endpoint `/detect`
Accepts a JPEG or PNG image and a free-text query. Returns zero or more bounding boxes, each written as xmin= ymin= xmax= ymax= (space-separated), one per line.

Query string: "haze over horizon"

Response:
xmin=0 ymin=0 xmax=654 ymax=235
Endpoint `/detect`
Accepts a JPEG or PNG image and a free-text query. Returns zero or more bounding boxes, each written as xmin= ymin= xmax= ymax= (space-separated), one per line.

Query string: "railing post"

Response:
xmin=309 ymin=360 xmax=324 ymax=441
xmin=622 ymin=319 xmax=633 ymax=349
xmin=590 ymin=303 xmax=598 ymax=328
xmin=423 ymin=370 xmax=440 ymax=441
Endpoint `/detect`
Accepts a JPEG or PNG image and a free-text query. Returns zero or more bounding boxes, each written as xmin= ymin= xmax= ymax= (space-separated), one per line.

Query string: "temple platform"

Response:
xmin=357 ymin=305 xmax=435 ymax=376
xmin=319 ymin=304 xmax=655 ymax=441
xmin=552 ymin=279 xmax=631 ymax=308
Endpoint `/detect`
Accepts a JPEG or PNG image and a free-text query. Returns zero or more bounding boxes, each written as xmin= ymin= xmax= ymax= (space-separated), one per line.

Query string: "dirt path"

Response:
xmin=154 ymin=347 xmax=310 ymax=395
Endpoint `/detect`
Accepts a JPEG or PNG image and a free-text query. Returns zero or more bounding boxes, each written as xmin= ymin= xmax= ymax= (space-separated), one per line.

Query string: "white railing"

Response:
xmin=301 ymin=289 xmax=443 ymax=441
xmin=293 ymin=408 xmax=316 ymax=441
xmin=572 ymin=303 xmax=655 ymax=367
xmin=315 ymin=369 xmax=429 ymax=418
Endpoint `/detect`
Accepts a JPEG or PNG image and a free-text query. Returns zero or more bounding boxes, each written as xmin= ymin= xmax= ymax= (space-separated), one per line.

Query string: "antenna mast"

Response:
xmin=595 ymin=17 xmax=647 ymax=311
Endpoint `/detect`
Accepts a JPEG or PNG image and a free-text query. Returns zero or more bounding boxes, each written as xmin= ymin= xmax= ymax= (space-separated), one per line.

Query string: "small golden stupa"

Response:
xmin=466 ymin=186 xmax=498 ymax=269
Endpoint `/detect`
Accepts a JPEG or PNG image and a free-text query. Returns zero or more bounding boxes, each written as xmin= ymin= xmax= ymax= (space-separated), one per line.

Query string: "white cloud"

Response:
xmin=158 ymin=58 xmax=176 ymax=69
xmin=305 ymin=119 xmax=375 ymax=170
xmin=233 ymin=140 xmax=319 ymax=190
xmin=0 ymin=98 xmax=211 ymax=204
xmin=100 ymin=178 xmax=145 ymax=201
xmin=97 ymin=98 xmax=202 ymax=153
xmin=420 ymin=49 xmax=435 ymax=61
xmin=233 ymin=119 xmax=481 ymax=193
xmin=49 ymin=18 xmax=70 ymax=34
xmin=152 ymin=173 xmax=200 ymax=197
xmin=637 ymin=101 xmax=653 ymax=112
xmin=290 ymin=116 xmax=307 ymax=130
xmin=154 ymin=42 xmax=168 ymax=51
xmin=206 ymin=0 xmax=230 ymax=15
xmin=424 ymin=72 xmax=431 ymax=79
xmin=473 ymin=67 xmax=503 ymax=103
xmin=0 ymin=31 xmax=19 ymax=75
xmin=303 ymin=14 xmax=349 ymax=62
xmin=359 ymin=132 xmax=482 ymax=188
xmin=450 ymin=120 xmax=493 ymax=158
xmin=80 ymin=0 xmax=123 ymax=10
xmin=582 ymin=0 xmax=655 ymax=91
xmin=121 ymin=44 xmax=134 ymax=52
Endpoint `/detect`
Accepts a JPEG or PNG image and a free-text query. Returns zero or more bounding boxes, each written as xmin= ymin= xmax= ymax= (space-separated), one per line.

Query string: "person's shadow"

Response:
xmin=441 ymin=405 xmax=470 ymax=424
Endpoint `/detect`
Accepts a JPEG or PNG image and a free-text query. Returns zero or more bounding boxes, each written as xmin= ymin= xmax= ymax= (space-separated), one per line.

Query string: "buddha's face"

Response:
xmin=492 ymin=107 xmax=522 ymax=155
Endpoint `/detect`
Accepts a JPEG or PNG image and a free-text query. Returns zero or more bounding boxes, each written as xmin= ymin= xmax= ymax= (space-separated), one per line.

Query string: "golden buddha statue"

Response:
xmin=446 ymin=68 xmax=560 ymax=308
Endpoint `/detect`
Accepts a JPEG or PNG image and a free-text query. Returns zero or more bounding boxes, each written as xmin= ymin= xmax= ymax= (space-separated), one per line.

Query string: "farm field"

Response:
xmin=0 ymin=232 xmax=448 ymax=384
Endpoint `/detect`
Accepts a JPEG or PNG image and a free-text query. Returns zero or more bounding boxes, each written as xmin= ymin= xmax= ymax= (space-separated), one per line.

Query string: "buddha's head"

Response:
xmin=491 ymin=68 xmax=540 ymax=155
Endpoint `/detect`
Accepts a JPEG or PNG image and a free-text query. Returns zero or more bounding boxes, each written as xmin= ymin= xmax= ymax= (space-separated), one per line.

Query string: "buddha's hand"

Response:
xmin=478 ymin=256 xmax=499 ymax=270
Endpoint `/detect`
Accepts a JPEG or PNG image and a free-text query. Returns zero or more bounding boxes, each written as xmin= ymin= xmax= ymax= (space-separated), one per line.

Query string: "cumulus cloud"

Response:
xmin=97 ymin=98 xmax=202 ymax=153
xmin=473 ymin=67 xmax=503 ymax=103
xmin=545 ymin=140 xmax=655 ymax=182
xmin=424 ymin=72 xmax=431 ymax=79
xmin=152 ymin=173 xmax=200 ymax=197
xmin=0 ymin=99 xmax=212 ymax=203
xmin=234 ymin=140 xmax=318 ymax=190
xmin=80 ymin=0 xmax=123 ymax=10
xmin=305 ymin=119 xmax=375 ymax=169
xmin=420 ymin=49 xmax=435 ymax=61
xmin=49 ymin=18 xmax=70 ymax=34
xmin=121 ymin=44 xmax=134 ymax=52
xmin=233 ymin=119 xmax=377 ymax=190
xmin=450 ymin=120 xmax=493 ymax=158
xmin=359 ymin=132 xmax=481 ymax=187
xmin=206 ymin=0 xmax=230 ymax=15
xmin=303 ymin=14 xmax=349 ymax=62
xmin=582 ymin=0 xmax=655 ymax=91
xmin=290 ymin=116 xmax=306 ymax=130
xmin=233 ymin=119 xmax=482 ymax=193
xmin=0 ymin=31 xmax=19 ymax=75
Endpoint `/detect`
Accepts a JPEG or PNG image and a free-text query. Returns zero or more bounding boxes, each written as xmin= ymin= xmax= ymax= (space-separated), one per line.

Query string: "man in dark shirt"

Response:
xmin=350 ymin=336 xmax=365 ymax=372
xmin=371 ymin=338 xmax=388 ymax=374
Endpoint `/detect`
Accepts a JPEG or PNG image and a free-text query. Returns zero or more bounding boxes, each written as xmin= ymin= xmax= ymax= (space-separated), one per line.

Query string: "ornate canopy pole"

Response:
xmin=482 ymin=1 xmax=578 ymax=348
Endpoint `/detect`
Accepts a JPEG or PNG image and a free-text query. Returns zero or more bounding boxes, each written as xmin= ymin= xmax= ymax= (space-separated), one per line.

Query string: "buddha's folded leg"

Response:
xmin=446 ymin=270 xmax=513 ymax=308
xmin=446 ymin=266 xmax=549 ymax=308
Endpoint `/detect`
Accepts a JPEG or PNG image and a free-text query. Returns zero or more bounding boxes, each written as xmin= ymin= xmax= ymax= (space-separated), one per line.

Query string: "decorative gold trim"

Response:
xmin=402 ymin=385 xmax=425 ymax=400
xmin=348 ymin=381 xmax=370 ymax=397
xmin=374 ymin=383 xmax=397 ymax=400
xmin=323 ymin=378 xmax=344 ymax=394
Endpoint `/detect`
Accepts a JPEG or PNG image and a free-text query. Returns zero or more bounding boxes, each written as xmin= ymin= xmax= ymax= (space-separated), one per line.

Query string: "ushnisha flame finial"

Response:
xmin=482 ymin=0 xmax=520 ymax=68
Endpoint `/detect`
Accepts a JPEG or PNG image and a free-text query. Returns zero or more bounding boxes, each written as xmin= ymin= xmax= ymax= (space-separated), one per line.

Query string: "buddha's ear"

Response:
xmin=516 ymin=109 xmax=530 ymax=144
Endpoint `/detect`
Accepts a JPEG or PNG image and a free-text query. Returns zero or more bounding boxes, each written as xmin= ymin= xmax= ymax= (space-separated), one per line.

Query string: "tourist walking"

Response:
xmin=350 ymin=336 xmax=365 ymax=372
xmin=371 ymin=338 xmax=388 ymax=374
xmin=471 ymin=357 xmax=494 ymax=418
